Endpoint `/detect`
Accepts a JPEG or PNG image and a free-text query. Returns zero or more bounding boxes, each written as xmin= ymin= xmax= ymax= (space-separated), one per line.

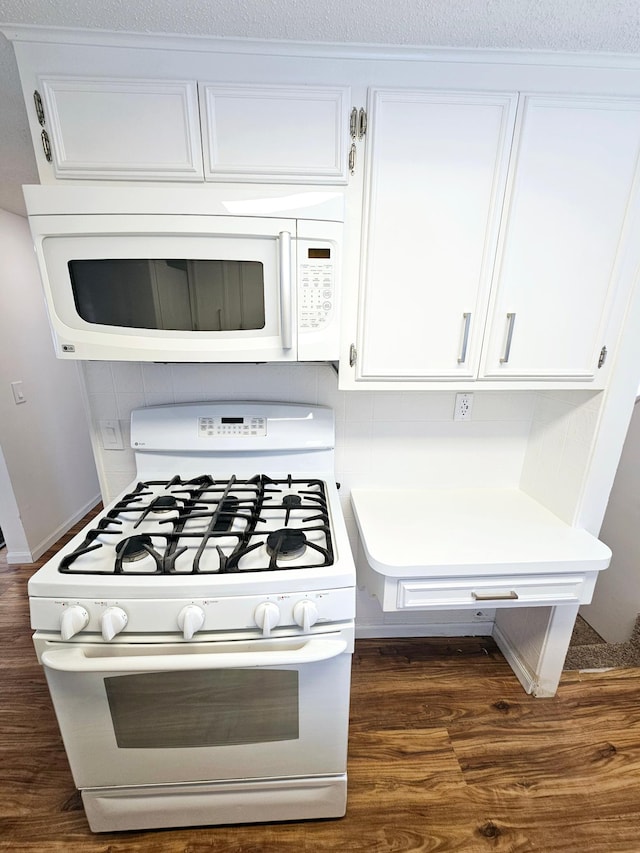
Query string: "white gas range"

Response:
xmin=28 ymin=402 xmax=356 ymax=833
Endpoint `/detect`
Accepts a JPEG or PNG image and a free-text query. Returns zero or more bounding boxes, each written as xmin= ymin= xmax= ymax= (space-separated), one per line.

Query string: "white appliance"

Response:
xmin=28 ymin=402 xmax=356 ymax=833
xmin=23 ymin=185 xmax=343 ymax=362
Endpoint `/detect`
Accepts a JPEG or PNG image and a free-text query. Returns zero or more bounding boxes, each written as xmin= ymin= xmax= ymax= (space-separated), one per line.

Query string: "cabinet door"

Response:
xmin=200 ymin=84 xmax=350 ymax=183
xmin=481 ymin=95 xmax=640 ymax=381
xmin=37 ymin=77 xmax=204 ymax=181
xmin=356 ymin=89 xmax=517 ymax=380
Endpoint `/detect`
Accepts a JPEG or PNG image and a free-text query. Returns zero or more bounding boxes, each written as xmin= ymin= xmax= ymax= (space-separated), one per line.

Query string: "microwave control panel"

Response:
xmin=298 ymin=246 xmax=335 ymax=332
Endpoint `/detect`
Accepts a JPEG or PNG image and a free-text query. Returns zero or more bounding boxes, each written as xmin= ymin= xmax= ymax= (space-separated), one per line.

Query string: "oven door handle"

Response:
xmin=40 ymin=638 xmax=348 ymax=673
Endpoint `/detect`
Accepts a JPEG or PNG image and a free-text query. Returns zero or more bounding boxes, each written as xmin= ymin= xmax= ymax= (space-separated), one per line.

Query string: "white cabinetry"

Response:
xmin=34 ymin=77 xmax=351 ymax=184
xmin=481 ymin=95 xmax=640 ymax=382
xmin=35 ymin=77 xmax=204 ymax=181
xmin=8 ymin=30 xmax=640 ymax=393
xmin=356 ymin=89 xmax=517 ymax=380
xmin=200 ymin=84 xmax=350 ymax=183
xmin=344 ymin=89 xmax=640 ymax=389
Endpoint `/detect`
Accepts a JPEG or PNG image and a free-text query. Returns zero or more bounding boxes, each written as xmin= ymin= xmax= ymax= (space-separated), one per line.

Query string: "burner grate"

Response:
xmin=58 ymin=475 xmax=334 ymax=575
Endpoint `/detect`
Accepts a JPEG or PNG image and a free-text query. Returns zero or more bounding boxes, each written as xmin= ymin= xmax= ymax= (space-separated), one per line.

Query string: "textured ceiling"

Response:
xmin=1 ymin=0 xmax=640 ymax=216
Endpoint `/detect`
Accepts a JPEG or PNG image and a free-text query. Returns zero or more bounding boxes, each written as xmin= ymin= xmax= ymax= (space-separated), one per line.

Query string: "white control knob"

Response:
xmin=177 ymin=605 xmax=206 ymax=641
xmin=60 ymin=605 xmax=90 ymax=640
xmin=101 ymin=606 xmax=128 ymax=642
xmin=293 ymin=600 xmax=319 ymax=633
xmin=254 ymin=602 xmax=280 ymax=638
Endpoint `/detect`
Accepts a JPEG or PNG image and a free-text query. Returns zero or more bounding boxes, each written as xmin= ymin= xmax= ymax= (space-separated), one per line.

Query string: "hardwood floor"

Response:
xmin=3 ymin=531 xmax=640 ymax=851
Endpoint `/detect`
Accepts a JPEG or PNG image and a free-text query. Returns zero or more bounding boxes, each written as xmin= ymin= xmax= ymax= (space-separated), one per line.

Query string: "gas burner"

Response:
xmin=150 ymin=496 xmax=180 ymax=513
xmin=115 ymin=535 xmax=153 ymax=563
xmin=282 ymin=494 xmax=302 ymax=509
xmin=266 ymin=529 xmax=308 ymax=561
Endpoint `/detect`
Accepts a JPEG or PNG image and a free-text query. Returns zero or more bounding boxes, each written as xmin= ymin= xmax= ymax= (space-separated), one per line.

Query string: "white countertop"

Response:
xmin=350 ymin=488 xmax=611 ymax=577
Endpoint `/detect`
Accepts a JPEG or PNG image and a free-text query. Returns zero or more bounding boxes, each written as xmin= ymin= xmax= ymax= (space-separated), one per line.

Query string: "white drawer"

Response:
xmin=396 ymin=574 xmax=594 ymax=610
xmin=367 ymin=571 xmax=599 ymax=612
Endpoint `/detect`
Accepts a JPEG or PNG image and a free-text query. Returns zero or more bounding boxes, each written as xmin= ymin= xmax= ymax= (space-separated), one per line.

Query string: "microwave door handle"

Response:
xmin=40 ymin=637 xmax=348 ymax=673
xmin=279 ymin=231 xmax=293 ymax=350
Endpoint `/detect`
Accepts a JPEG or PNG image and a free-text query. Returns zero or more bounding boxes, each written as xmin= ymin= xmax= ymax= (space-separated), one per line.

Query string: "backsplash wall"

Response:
xmin=82 ymin=361 xmax=537 ymax=502
xmin=82 ymin=360 xmax=602 ymax=524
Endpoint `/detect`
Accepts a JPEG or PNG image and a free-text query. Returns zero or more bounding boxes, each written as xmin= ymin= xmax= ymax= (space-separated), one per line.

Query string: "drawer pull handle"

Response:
xmin=472 ymin=590 xmax=519 ymax=601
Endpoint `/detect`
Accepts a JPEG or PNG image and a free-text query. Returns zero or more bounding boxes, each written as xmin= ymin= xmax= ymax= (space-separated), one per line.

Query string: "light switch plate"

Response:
xmin=10 ymin=380 xmax=26 ymax=405
xmin=99 ymin=419 xmax=124 ymax=450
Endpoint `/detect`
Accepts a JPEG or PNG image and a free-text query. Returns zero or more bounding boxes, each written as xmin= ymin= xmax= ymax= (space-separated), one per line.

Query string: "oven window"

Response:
xmin=104 ymin=669 xmax=298 ymax=748
xmin=68 ymin=259 xmax=266 ymax=331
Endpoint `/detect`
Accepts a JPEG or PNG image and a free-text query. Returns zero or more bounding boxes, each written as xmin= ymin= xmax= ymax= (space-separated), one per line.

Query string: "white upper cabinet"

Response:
xmin=480 ymin=95 xmax=640 ymax=382
xmin=36 ymin=77 xmax=204 ymax=181
xmin=344 ymin=88 xmax=640 ymax=389
xmin=200 ymin=84 xmax=350 ymax=183
xmin=34 ymin=76 xmax=351 ymax=184
xmin=356 ymin=89 xmax=518 ymax=380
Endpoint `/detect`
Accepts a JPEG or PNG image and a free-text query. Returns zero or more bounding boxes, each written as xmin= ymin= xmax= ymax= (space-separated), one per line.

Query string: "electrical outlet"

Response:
xmin=454 ymin=392 xmax=473 ymax=421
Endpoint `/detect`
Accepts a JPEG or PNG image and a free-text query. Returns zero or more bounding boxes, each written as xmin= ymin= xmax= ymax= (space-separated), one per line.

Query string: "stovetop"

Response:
xmin=59 ymin=474 xmax=334 ymax=576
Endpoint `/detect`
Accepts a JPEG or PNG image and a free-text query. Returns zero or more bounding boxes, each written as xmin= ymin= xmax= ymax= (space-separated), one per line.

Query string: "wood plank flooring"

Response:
xmin=3 ymin=528 xmax=640 ymax=852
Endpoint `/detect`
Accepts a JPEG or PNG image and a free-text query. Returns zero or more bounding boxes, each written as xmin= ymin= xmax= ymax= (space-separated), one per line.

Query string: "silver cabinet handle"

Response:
xmin=457 ymin=312 xmax=471 ymax=364
xmin=278 ymin=231 xmax=293 ymax=350
xmin=500 ymin=312 xmax=516 ymax=363
xmin=472 ymin=591 xmax=519 ymax=601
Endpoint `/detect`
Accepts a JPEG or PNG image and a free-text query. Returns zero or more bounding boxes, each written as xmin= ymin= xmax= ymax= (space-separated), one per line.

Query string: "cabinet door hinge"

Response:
xmin=350 ymin=107 xmax=358 ymax=139
xmin=41 ymin=129 xmax=52 ymax=162
xmin=348 ymin=143 xmax=357 ymax=175
xmin=358 ymin=107 xmax=367 ymax=138
xmin=348 ymin=107 xmax=367 ymax=175
xmin=349 ymin=344 xmax=357 ymax=367
xmin=33 ymin=89 xmax=46 ymax=126
xmin=598 ymin=345 xmax=608 ymax=369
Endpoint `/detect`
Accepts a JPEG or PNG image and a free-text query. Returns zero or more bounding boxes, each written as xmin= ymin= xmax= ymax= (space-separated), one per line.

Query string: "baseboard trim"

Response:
xmin=355 ymin=620 xmax=494 ymax=639
xmin=5 ymin=548 xmax=34 ymax=564
xmin=7 ymin=494 xmax=101 ymax=564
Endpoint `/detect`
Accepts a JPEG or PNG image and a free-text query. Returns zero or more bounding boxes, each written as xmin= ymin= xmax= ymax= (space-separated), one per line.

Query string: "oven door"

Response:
xmin=36 ymin=630 xmax=352 ymax=789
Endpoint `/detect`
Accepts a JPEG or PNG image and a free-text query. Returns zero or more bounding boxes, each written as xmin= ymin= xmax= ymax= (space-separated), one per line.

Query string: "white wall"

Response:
xmin=582 ymin=399 xmax=640 ymax=642
xmin=0 ymin=443 xmax=29 ymax=555
xmin=521 ymin=390 xmax=603 ymax=525
xmin=0 ymin=208 xmax=100 ymax=562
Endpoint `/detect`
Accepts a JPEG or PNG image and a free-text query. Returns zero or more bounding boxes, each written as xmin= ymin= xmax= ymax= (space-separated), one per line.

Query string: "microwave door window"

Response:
xmin=69 ymin=259 xmax=160 ymax=329
xmin=68 ymin=259 xmax=266 ymax=332
xmin=188 ymin=260 xmax=266 ymax=331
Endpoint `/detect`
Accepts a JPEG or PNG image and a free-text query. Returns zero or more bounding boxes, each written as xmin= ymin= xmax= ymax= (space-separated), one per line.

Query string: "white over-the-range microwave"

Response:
xmin=23 ymin=185 xmax=344 ymax=362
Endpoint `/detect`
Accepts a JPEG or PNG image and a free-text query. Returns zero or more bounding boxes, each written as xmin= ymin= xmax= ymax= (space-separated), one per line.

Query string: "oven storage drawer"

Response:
xmin=368 ymin=571 xmax=599 ymax=612
xmin=82 ymin=775 xmax=347 ymax=832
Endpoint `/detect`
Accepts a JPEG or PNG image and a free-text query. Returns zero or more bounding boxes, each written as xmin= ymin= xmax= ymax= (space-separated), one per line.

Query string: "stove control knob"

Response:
xmin=293 ymin=600 xmax=319 ymax=633
xmin=254 ymin=602 xmax=280 ymax=638
xmin=101 ymin=606 xmax=128 ymax=642
xmin=60 ymin=605 xmax=90 ymax=640
xmin=177 ymin=605 xmax=206 ymax=641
